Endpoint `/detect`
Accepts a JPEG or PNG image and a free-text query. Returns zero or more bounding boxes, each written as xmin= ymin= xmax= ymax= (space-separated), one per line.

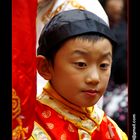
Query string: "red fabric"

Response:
xmin=35 ymin=101 xmax=79 ymax=140
xmin=92 ymin=117 xmax=121 ymax=140
xmin=12 ymin=0 xmax=37 ymax=139
xmin=35 ymin=101 xmax=121 ymax=140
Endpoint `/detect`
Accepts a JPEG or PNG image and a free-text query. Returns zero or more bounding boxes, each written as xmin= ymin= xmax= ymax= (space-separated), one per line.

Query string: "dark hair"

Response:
xmin=38 ymin=34 xmax=114 ymax=64
xmin=37 ymin=9 xmax=117 ymax=64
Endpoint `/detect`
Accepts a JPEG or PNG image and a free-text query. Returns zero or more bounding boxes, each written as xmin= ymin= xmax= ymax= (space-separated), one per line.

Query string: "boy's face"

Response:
xmin=49 ymin=38 xmax=112 ymax=107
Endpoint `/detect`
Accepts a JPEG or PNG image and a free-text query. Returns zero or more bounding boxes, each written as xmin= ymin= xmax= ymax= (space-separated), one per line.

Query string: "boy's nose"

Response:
xmin=85 ymin=68 xmax=100 ymax=85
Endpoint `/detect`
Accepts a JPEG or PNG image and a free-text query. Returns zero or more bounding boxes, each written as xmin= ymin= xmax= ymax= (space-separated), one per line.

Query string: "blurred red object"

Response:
xmin=12 ymin=0 xmax=37 ymax=139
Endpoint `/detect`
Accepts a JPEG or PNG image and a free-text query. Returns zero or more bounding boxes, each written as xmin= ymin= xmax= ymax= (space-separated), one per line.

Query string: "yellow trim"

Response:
xmin=31 ymin=121 xmax=52 ymax=140
xmin=78 ymin=129 xmax=92 ymax=140
xmin=38 ymin=92 xmax=101 ymax=134
xmin=28 ymin=136 xmax=35 ymax=140
xmin=42 ymin=82 xmax=87 ymax=114
xmin=107 ymin=116 xmax=128 ymax=140
xmin=37 ymin=82 xmax=105 ymax=136
xmin=89 ymin=105 xmax=104 ymax=125
xmin=120 ymin=130 xmax=128 ymax=140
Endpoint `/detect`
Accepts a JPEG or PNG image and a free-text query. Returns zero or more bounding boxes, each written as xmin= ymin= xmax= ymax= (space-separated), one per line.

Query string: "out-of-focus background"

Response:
xmin=101 ymin=0 xmax=128 ymax=134
xmin=36 ymin=0 xmax=128 ymax=135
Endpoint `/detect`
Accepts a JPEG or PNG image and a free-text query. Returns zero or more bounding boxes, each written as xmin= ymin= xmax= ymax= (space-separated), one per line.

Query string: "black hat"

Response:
xmin=37 ymin=9 xmax=117 ymax=56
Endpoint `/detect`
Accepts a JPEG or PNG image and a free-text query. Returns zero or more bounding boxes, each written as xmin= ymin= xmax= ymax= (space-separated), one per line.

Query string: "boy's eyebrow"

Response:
xmin=71 ymin=50 xmax=112 ymax=58
xmin=71 ymin=50 xmax=89 ymax=56
xmin=101 ymin=52 xmax=112 ymax=59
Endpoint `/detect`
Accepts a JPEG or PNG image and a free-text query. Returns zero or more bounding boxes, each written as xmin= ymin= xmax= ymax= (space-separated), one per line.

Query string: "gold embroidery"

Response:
xmin=78 ymin=129 xmax=91 ymax=140
xmin=42 ymin=110 xmax=51 ymax=118
xmin=68 ymin=123 xmax=75 ymax=132
xmin=41 ymin=0 xmax=57 ymax=23
xmin=46 ymin=123 xmax=54 ymax=130
xmin=12 ymin=88 xmax=21 ymax=119
xmin=12 ymin=116 xmax=28 ymax=140
xmin=60 ymin=133 xmax=67 ymax=140
xmin=70 ymin=0 xmax=85 ymax=10
xmin=12 ymin=89 xmax=28 ymax=140
xmin=32 ymin=121 xmax=52 ymax=140
xmin=38 ymin=93 xmax=97 ymax=134
xmin=41 ymin=0 xmax=86 ymax=23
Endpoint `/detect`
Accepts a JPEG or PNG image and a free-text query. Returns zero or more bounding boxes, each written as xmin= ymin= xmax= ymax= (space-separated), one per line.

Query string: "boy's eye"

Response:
xmin=100 ymin=63 xmax=110 ymax=70
xmin=74 ymin=62 xmax=87 ymax=68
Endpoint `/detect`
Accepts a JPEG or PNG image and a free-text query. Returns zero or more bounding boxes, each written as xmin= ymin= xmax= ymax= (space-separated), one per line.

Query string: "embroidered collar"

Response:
xmin=37 ymin=82 xmax=104 ymax=134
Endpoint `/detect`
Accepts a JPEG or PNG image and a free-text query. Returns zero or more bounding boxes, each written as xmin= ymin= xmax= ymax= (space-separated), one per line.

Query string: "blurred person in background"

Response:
xmin=101 ymin=0 xmax=128 ymax=134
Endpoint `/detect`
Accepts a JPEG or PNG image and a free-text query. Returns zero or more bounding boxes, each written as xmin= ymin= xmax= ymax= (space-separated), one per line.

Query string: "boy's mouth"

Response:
xmin=82 ymin=89 xmax=98 ymax=96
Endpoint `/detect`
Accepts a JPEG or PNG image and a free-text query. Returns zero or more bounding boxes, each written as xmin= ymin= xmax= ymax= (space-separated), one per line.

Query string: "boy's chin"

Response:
xmin=81 ymin=99 xmax=101 ymax=108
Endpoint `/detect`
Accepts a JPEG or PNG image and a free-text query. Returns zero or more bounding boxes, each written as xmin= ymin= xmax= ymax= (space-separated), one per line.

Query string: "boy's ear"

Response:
xmin=36 ymin=55 xmax=52 ymax=80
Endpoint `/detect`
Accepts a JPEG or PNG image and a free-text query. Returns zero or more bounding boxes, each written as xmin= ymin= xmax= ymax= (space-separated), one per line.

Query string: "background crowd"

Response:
xmin=101 ymin=0 xmax=128 ymax=134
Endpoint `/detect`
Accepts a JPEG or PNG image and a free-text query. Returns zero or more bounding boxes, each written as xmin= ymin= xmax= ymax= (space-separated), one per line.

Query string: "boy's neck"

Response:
xmin=43 ymin=81 xmax=94 ymax=115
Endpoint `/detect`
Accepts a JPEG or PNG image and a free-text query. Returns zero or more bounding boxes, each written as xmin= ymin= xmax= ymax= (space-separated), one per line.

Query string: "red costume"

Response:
xmin=29 ymin=82 xmax=128 ymax=140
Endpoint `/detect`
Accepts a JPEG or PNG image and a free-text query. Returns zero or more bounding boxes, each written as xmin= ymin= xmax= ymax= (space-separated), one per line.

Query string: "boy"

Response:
xmin=36 ymin=0 xmax=109 ymax=101
xmin=30 ymin=9 xmax=128 ymax=139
